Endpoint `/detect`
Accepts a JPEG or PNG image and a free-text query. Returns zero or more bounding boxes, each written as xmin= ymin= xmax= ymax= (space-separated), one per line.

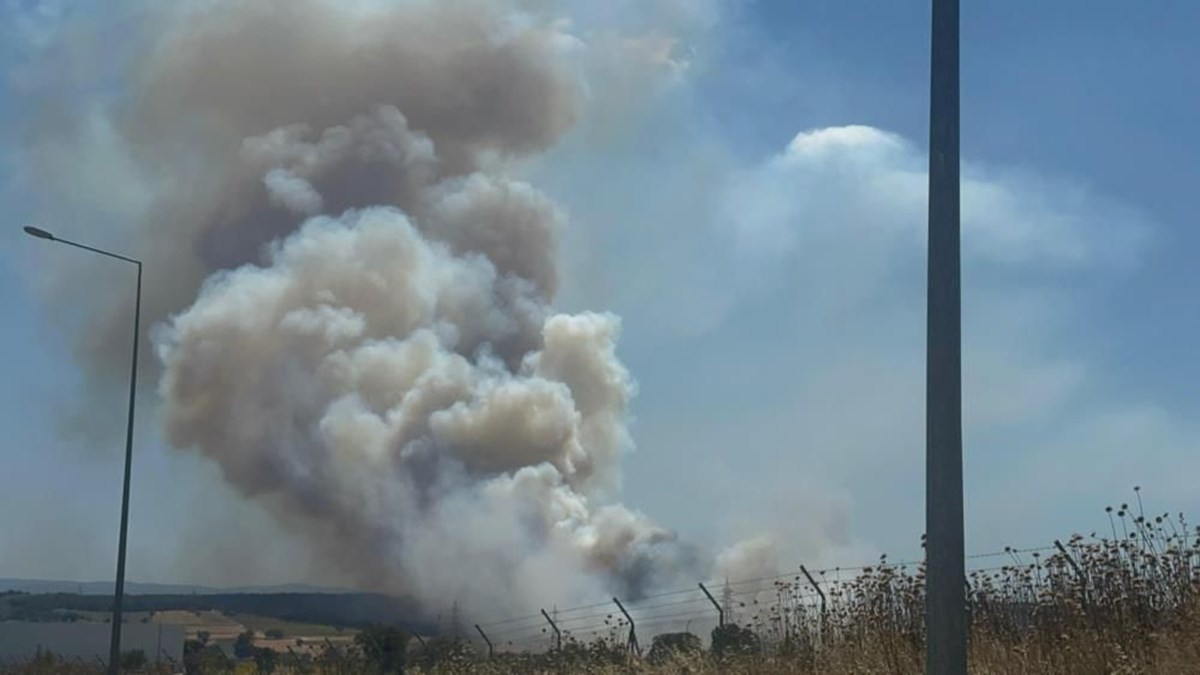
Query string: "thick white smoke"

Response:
xmin=21 ymin=0 xmax=714 ymax=617
xmin=155 ymin=203 xmax=685 ymax=614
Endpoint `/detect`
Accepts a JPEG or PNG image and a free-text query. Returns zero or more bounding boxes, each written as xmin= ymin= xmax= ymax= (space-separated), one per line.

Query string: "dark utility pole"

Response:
xmin=925 ymin=0 xmax=965 ymax=673
xmin=109 ymin=258 xmax=141 ymax=675
xmin=23 ymin=226 xmax=142 ymax=675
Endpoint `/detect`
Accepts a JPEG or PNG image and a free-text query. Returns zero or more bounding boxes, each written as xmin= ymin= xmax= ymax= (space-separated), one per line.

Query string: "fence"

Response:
xmin=464 ymin=525 xmax=1199 ymax=659
xmin=467 ymin=545 xmax=1057 ymax=653
xmin=2 ymin=515 xmax=1195 ymax=671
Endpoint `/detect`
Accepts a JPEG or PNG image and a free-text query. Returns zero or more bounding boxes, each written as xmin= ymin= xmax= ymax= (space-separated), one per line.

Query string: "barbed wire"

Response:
xmin=476 ymin=536 xmax=1191 ymax=655
xmin=474 ymin=542 xmax=1072 ymax=639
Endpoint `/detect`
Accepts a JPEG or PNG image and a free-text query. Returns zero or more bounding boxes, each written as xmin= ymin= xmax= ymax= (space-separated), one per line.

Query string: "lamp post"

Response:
xmin=925 ymin=0 xmax=966 ymax=673
xmin=24 ymin=225 xmax=142 ymax=675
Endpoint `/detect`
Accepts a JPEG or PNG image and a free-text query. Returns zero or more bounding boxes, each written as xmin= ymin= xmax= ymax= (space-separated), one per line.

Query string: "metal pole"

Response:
xmin=108 ymin=261 xmax=141 ymax=675
xmin=799 ymin=566 xmax=827 ymax=618
xmin=800 ymin=564 xmax=829 ymax=646
xmin=474 ymin=625 xmax=493 ymax=659
xmin=540 ymin=609 xmax=561 ymax=651
xmin=612 ymin=598 xmax=639 ymax=656
xmin=698 ymin=583 xmax=724 ymax=627
xmin=925 ymin=0 xmax=965 ymax=673
xmin=22 ymin=226 xmax=141 ymax=675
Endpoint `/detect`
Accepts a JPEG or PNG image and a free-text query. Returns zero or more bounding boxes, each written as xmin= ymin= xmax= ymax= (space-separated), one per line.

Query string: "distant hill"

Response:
xmin=0 ymin=578 xmax=353 ymax=595
xmin=0 ymin=590 xmax=435 ymax=636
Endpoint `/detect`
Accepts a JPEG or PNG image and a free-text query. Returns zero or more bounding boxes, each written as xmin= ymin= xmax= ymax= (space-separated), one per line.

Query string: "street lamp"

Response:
xmin=24 ymin=225 xmax=142 ymax=675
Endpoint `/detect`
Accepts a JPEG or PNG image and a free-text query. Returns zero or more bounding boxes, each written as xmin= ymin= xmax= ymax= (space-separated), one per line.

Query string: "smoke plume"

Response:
xmin=26 ymin=0 xmax=714 ymax=617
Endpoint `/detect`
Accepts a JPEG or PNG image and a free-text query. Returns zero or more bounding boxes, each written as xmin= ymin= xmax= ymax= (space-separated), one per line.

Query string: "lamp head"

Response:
xmin=23 ymin=225 xmax=55 ymax=241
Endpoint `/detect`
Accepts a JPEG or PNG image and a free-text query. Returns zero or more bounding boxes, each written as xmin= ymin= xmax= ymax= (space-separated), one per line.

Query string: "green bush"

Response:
xmin=233 ymin=630 xmax=255 ymax=659
xmin=119 ymin=649 xmax=148 ymax=671
xmin=647 ymin=632 xmax=702 ymax=664
xmin=711 ymin=623 xmax=759 ymax=659
xmin=355 ymin=624 xmax=408 ymax=673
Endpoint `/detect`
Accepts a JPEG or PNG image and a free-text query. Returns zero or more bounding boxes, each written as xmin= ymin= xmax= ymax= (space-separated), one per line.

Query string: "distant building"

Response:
xmin=0 ymin=621 xmax=184 ymax=664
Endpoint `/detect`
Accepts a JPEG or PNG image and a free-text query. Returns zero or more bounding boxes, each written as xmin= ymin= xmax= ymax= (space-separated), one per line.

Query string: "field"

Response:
xmin=0 ymin=592 xmax=428 ymax=635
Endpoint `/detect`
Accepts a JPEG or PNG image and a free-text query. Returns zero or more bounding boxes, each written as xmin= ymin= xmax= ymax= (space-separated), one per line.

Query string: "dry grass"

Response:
xmin=154 ymin=609 xmax=247 ymax=642
xmin=347 ymin=500 xmax=1200 ymax=674
xmin=5 ymin=498 xmax=1198 ymax=674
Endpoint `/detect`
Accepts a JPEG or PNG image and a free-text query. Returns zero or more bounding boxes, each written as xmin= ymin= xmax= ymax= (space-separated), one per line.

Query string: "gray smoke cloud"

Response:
xmin=66 ymin=0 xmax=580 ymax=382
xmin=24 ymin=0 xmax=716 ymax=617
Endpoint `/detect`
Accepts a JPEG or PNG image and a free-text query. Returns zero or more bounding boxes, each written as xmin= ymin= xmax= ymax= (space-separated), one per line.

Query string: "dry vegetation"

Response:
xmin=406 ymin=503 xmax=1200 ymax=674
xmin=6 ymin=496 xmax=1199 ymax=674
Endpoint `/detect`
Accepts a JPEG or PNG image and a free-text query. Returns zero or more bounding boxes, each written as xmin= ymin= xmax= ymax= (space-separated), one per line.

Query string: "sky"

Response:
xmin=1 ymin=0 xmax=1199 ymax=592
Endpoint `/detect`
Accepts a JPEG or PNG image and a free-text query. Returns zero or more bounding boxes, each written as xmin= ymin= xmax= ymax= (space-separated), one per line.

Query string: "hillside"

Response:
xmin=0 ymin=578 xmax=351 ymax=596
xmin=0 ymin=591 xmax=435 ymax=635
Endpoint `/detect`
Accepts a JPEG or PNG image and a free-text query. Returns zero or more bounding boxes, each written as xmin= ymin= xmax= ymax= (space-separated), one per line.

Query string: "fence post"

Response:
xmin=541 ymin=609 xmax=562 ymax=651
xmin=475 ymin=624 xmax=494 ymax=659
xmin=802 ymin=565 xmax=830 ymax=647
xmin=613 ymin=597 xmax=640 ymax=657
xmin=324 ymin=638 xmax=341 ymax=663
xmin=698 ymin=582 xmax=724 ymax=626
xmin=287 ymin=646 xmax=304 ymax=670
xmin=1055 ymin=539 xmax=1090 ymax=612
xmin=800 ymin=566 xmax=827 ymax=619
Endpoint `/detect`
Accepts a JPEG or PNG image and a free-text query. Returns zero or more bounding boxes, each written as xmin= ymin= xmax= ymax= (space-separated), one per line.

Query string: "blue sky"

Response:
xmin=2 ymin=0 xmax=1198 ymax=587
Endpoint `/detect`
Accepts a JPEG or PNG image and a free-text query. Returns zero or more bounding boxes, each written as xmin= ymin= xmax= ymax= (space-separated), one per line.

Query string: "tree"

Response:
xmin=185 ymin=640 xmax=232 ymax=675
xmin=415 ymin=636 xmax=470 ymax=671
xmin=647 ymin=632 xmax=701 ymax=664
xmin=711 ymin=623 xmax=759 ymax=659
xmin=252 ymin=646 xmax=279 ymax=673
xmin=234 ymin=630 xmax=256 ymax=659
xmin=120 ymin=649 xmax=148 ymax=671
xmin=265 ymin=628 xmax=285 ymax=640
xmin=355 ymin=624 xmax=408 ymax=673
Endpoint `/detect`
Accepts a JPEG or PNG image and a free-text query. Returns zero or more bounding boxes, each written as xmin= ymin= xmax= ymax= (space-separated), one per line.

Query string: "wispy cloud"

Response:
xmin=3 ymin=0 xmax=73 ymax=51
xmin=727 ymin=124 xmax=1146 ymax=272
xmin=575 ymin=119 xmax=1180 ymax=558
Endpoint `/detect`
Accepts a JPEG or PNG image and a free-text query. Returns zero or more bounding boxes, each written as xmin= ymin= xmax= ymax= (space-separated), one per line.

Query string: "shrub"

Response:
xmin=711 ymin=623 xmax=760 ymax=659
xmin=647 ymin=631 xmax=702 ymax=664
